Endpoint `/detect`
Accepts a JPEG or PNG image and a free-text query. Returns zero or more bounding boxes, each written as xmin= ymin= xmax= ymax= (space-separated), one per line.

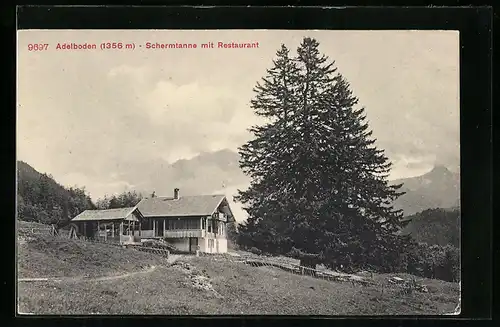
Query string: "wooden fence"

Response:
xmin=200 ymin=252 xmax=377 ymax=286
xmin=126 ymin=245 xmax=170 ymax=257
xmin=201 ymin=253 xmax=440 ymax=298
xmin=206 ymin=253 xmax=441 ymax=297
xmin=18 ymin=225 xmax=56 ymax=237
xmin=18 ymin=223 xmax=170 ymax=259
xmin=75 ymin=236 xmax=170 ymax=258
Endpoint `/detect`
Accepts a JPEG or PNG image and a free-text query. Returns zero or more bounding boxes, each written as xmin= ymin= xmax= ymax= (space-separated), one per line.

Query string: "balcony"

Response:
xmin=134 ymin=230 xmax=154 ymax=238
xmin=137 ymin=229 xmax=206 ymax=239
xmin=164 ymin=229 xmax=206 ymax=238
xmin=132 ymin=229 xmax=223 ymax=239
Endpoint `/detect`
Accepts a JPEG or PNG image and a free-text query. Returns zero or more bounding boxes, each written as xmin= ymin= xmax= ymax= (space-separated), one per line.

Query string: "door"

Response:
xmin=216 ymin=239 xmax=219 ymax=253
xmin=189 ymin=237 xmax=198 ymax=253
xmin=155 ymin=220 xmax=164 ymax=237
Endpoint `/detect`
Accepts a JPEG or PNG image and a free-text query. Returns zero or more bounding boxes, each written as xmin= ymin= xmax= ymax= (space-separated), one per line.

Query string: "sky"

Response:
xmin=17 ymin=30 xmax=460 ymax=216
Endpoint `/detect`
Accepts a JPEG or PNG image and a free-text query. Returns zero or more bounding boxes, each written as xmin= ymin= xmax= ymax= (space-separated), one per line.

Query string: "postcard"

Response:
xmin=16 ymin=29 xmax=461 ymax=316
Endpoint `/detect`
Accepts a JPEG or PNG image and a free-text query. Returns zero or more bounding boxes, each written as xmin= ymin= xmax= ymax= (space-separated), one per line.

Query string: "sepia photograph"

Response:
xmin=16 ymin=29 xmax=461 ymax=315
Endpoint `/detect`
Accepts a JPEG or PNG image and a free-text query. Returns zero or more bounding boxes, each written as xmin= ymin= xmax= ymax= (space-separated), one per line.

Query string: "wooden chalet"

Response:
xmin=69 ymin=188 xmax=235 ymax=252
xmin=135 ymin=188 xmax=235 ymax=253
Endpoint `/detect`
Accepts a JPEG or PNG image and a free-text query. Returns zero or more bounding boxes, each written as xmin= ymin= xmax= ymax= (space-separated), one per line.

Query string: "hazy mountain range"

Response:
xmin=18 ymin=149 xmax=460 ymax=221
xmin=141 ymin=149 xmax=459 ymax=217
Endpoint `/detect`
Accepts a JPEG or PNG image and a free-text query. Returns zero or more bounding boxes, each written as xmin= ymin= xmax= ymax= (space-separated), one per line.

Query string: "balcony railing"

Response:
xmin=134 ymin=229 xmax=206 ymax=238
xmin=163 ymin=229 xmax=206 ymax=238
xmin=120 ymin=234 xmax=141 ymax=243
xmin=134 ymin=230 xmax=154 ymax=238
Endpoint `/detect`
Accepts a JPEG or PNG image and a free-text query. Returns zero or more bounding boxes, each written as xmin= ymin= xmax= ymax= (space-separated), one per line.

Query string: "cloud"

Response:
xmin=108 ymin=64 xmax=149 ymax=83
xmin=390 ymin=154 xmax=436 ymax=179
xmin=143 ymin=81 xmax=232 ymax=124
xmin=124 ymin=75 xmax=259 ymax=156
xmin=54 ymin=171 xmax=135 ymax=199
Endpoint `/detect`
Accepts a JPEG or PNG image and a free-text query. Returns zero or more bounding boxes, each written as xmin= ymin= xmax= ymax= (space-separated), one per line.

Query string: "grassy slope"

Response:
xmin=18 ymin=236 xmax=167 ymax=279
xmin=18 ymin=238 xmax=460 ymax=315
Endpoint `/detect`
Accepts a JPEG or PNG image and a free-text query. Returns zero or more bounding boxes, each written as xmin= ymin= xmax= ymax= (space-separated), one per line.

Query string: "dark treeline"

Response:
xmin=401 ymin=207 xmax=460 ymax=248
xmin=17 ymin=161 xmax=95 ymax=226
xmin=17 ymin=161 xmax=143 ymax=225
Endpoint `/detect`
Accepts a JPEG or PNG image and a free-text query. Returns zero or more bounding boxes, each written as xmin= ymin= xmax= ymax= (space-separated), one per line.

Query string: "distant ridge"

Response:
xmin=392 ymin=165 xmax=460 ymax=216
xmin=400 ymin=207 xmax=460 ymax=247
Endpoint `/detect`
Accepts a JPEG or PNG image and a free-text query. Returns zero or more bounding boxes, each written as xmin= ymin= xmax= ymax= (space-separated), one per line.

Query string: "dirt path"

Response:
xmin=18 ymin=265 xmax=158 ymax=283
xmin=18 ymin=254 xmax=187 ymax=283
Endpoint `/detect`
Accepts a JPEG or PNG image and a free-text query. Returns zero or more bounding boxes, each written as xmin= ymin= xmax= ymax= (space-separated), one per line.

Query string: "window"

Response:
xmin=186 ymin=219 xmax=200 ymax=230
xmin=166 ymin=218 xmax=200 ymax=230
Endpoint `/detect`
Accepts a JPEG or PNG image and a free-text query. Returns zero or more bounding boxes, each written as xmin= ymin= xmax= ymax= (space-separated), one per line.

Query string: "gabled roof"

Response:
xmin=137 ymin=194 xmax=230 ymax=218
xmin=71 ymin=207 xmax=140 ymax=222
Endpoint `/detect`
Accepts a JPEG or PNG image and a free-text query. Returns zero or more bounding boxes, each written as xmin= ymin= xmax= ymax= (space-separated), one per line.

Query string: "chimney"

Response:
xmin=174 ymin=188 xmax=180 ymax=200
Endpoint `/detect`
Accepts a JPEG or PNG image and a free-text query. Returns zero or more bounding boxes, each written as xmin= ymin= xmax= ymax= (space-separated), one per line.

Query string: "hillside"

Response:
xmin=17 ymin=161 xmax=95 ymax=225
xmin=401 ymin=208 xmax=460 ymax=248
xmin=18 ymin=234 xmax=165 ymax=279
xmin=17 ymin=234 xmax=460 ymax=315
xmin=392 ymin=165 xmax=460 ymax=216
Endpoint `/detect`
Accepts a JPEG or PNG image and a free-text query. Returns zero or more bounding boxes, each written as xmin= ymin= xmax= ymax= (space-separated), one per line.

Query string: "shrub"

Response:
xmin=227 ymin=239 xmax=240 ymax=251
xmin=249 ymin=247 xmax=262 ymax=255
xmin=320 ymin=234 xmax=460 ymax=282
xmin=404 ymin=242 xmax=460 ymax=282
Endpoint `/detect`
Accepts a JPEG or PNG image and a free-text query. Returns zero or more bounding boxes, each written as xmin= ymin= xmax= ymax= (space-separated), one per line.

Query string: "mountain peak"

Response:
xmin=392 ymin=163 xmax=460 ymax=216
xmin=427 ymin=165 xmax=453 ymax=178
xmin=430 ymin=164 xmax=449 ymax=173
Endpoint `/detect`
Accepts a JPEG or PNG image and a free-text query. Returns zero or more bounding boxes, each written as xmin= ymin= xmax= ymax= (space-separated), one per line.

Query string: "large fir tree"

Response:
xmin=237 ymin=37 xmax=405 ymax=270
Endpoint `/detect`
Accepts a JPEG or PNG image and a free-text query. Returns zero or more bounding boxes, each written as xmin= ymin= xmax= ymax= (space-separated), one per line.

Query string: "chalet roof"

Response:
xmin=71 ymin=207 xmax=139 ymax=222
xmin=137 ymin=194 xmax=228 ymax=218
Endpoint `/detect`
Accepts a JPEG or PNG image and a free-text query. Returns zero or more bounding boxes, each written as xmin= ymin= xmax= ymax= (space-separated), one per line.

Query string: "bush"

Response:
xmin=405 ymin=242 xmax=460 ymax=282
xmin=249 ymin=247 xmax=262 ymax=255
xmin=319 ymin=235 xmax=460 ymax=282
xmin=227 ymin=239 xmax=240 ymax=251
